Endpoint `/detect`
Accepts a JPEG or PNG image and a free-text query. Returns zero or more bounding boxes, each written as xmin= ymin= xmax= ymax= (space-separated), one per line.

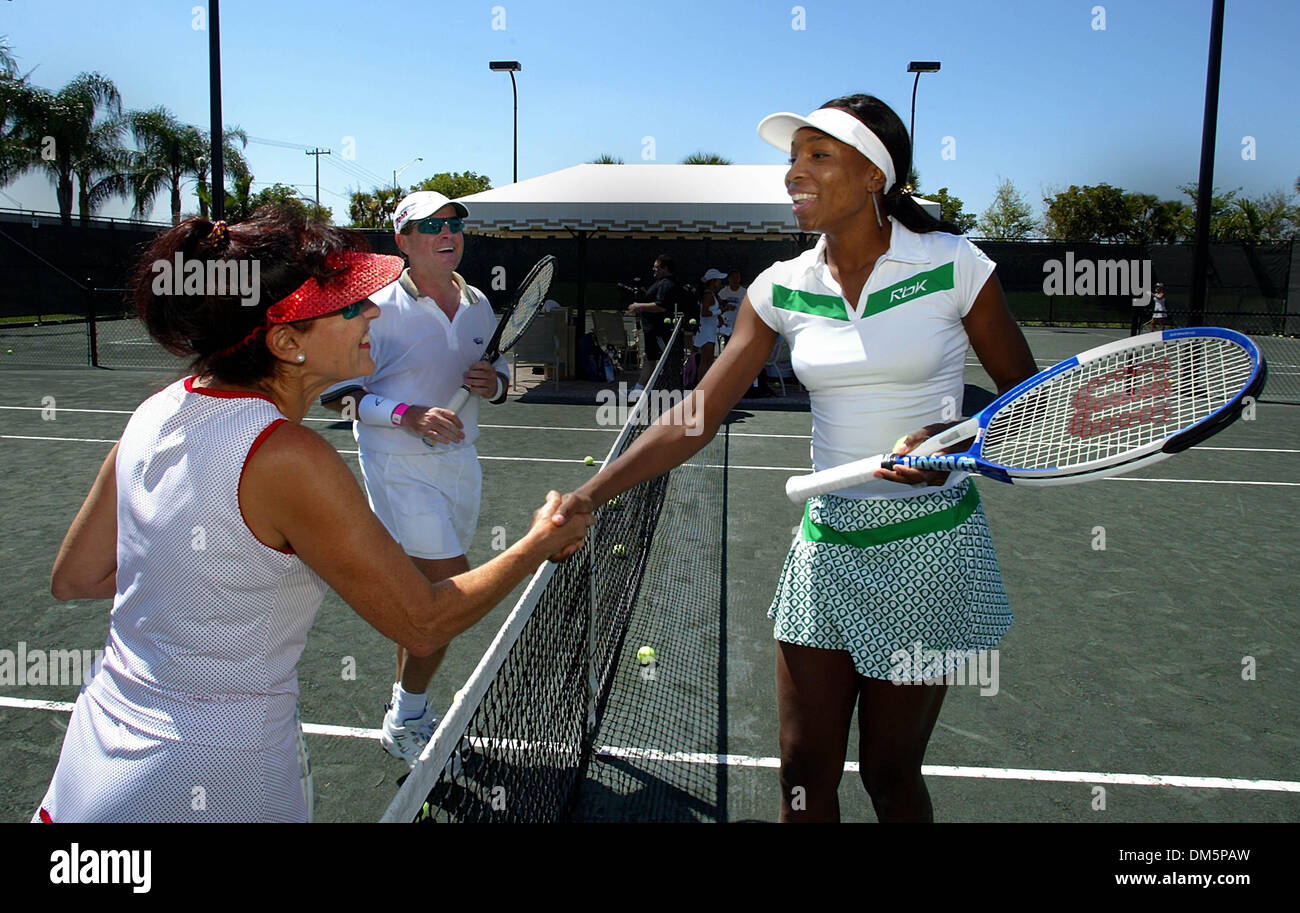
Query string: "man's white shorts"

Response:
xmin=358 ymin=446 xmax=482 ymax=560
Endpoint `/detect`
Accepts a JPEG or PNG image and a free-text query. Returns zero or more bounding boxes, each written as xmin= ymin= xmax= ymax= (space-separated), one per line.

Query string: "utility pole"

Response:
xmin=305 ymin=148 xmax=330 ymax=218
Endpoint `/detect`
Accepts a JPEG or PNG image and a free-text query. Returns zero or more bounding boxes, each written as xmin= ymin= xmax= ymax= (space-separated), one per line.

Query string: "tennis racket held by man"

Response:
xmin=423 ymin=255 xmax=557 ymax=446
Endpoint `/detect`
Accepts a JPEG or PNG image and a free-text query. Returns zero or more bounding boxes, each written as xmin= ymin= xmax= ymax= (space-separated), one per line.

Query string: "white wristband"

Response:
xmin=357 ymin=393 xmax=400 ymax=426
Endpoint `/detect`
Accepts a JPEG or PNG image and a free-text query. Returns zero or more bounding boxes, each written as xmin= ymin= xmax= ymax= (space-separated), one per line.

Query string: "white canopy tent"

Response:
xmin=457 ymin=164 xmax=939 ymax=237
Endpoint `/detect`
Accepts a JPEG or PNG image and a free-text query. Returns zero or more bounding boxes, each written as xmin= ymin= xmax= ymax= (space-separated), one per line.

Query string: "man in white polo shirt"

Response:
xmin=322 ymin=191 xmax=508 ymax=768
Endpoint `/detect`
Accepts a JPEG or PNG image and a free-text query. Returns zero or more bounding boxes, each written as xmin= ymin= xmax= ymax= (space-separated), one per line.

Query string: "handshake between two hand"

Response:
xmin=529 ymin=490 xmax=596 ymax=563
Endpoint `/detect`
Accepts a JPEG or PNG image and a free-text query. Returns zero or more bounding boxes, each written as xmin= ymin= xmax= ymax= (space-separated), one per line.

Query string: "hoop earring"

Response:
xmin=871 ymin=191 xmax=884 ymax=229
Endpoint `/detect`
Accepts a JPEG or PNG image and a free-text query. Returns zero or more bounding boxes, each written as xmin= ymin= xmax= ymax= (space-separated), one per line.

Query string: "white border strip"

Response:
xmin=590 ymin=747 xmax=1300 ymax=792
xmin=6 ymin=435 xmax=1298 ymax=485
xmin=6 ymin=697 xmax=1292 ymax=795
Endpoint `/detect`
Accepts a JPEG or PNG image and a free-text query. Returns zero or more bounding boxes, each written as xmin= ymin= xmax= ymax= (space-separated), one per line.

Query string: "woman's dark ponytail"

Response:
xmin=820 ymin=93 xmax=962 ymax=236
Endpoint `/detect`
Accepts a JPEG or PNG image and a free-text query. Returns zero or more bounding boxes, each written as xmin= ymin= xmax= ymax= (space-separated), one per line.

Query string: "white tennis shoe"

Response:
xmin=381 ymin=695 xmax=462 ymax=775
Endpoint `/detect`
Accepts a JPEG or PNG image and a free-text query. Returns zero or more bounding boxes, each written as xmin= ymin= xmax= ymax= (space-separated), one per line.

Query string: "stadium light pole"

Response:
xmin=208 ymin=0 xmax=225 ymax=219
xmin=906 ymin=61 xmax=941 ymax=190
xmin=1190 ymin=0 xmax=1225 ymax=325
xmin=489 ymin=61 xmax=522 ymax=183
xmin=393 ymin=156 xmax=423 ymax=192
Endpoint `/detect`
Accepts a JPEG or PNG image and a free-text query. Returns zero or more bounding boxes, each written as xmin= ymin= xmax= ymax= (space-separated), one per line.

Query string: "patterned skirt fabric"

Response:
xmin=769 ymin=480 xmax=1012 ymax=682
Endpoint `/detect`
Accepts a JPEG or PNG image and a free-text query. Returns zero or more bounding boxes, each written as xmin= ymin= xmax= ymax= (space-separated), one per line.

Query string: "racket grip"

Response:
xmin=446 ymin=386 xmax=472 ymax=414
xmin=785 ymin=455 xmax=886 ymax=503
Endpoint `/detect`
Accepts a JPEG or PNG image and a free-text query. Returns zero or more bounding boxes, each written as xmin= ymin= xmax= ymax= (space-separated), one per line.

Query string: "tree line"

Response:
xmin=0 ymin=39 xmax=494 ymax=228
xmin=963 ymin=176 xmax=1299 ymax=243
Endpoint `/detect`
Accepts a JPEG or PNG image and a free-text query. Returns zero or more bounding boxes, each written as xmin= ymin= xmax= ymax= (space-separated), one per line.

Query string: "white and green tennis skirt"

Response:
xmin=769 ymin=479 xmax=1012 ymax=682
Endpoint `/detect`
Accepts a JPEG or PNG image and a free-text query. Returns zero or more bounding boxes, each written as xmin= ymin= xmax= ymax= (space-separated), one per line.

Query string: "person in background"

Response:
xmin=716 ymin=268 xmax=747 ymax=347
xmin=692 ymin=268 xmax=728 ymax=382
xmin=1129 ymin=282 xmax=1151 ymax=336
xmin=628 ymin=254 xmax=695 ymax=400
xmin=1149 ymin=282 xmax=1169 ymax=330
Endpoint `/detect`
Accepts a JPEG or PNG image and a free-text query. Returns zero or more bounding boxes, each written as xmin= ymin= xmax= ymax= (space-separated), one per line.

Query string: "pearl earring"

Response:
xmin=296 ymin=353 xmax=306 ymax=363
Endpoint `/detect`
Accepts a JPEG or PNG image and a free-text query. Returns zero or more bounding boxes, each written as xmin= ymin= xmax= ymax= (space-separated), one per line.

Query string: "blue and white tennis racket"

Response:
xmin=785 ymin=327 xmax=1267 ymax=502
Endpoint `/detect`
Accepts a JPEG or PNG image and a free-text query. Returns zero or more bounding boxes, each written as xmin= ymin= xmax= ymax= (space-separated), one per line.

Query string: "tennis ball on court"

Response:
xmin=663 ymin=317 xmax=672 ymax=325
xmin=688 ymin=318 xmax=697 ymax=327
xmin=637 ymin=645 xmax=656 ymax=665
xmin=612 ymin=544 xmax=627 ymax=558
xmin=584 ymin=455 xmax=595 ymax=465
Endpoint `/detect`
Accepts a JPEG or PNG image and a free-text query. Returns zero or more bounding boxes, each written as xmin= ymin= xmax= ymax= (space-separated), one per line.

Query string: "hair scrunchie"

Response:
xmin=207 ymin=220 xmax=230 ymax=251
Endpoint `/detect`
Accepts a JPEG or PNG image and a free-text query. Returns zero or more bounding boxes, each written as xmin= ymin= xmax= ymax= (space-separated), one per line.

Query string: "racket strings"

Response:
xmin=981 ymin=337 xmax=1254 ymax=471
xmin=498 ymin=260 xmax=557 ymax=351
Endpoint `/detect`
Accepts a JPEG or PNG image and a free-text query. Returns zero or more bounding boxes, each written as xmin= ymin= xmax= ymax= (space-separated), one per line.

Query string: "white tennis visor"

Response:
xmin=757 ymin=107 xmax=897 ymax=193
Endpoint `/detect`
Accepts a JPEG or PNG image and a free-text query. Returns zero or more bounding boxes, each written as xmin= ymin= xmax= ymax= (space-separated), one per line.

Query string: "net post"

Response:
xmin=85 ymin=281 xmax=100 ymax=367
xmin=584 ymin=546 xmax=599 ymax=741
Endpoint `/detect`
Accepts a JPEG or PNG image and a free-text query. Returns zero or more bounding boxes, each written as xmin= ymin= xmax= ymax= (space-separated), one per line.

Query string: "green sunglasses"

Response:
xmin=339 ymin=300 xmax=365 ymax=319
xmin=416 ymin=216 xmax=465 ymax=234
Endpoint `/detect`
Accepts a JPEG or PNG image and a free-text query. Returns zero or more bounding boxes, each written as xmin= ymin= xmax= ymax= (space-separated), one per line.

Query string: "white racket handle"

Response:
xmin=421 ymin=385 xmax=475 ymax=448
xmin=446 ymin=386 xmax=472 ymax=413
xmin=784 ymin=418 xmax=979 ymax=503
xmin=784 ymin=455 xmax=887 ymax=501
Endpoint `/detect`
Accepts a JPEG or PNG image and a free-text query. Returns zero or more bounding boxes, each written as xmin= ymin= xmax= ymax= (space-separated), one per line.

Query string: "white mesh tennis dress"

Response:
xmin=35 ymin=377 xmax=327 ymax=822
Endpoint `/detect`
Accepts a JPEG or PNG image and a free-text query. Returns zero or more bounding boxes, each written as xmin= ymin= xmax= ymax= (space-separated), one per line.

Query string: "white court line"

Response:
xmin=6 ymin=435 xmax=1299 ymax=485
xmin=0 ymin=408 xmax=812 ymax=443
xmin=0 ymin=406 xmax=134 ymax=416
xmin=2 ymin=696 xmax=1293 ymax=794
xmin=593 ymin=746 xmax=1300 ymax=793
xmin=1 ymin=434 xmax=118 ymax=444
xmin=5 ymin=408 xmax=1294 ymax=449
xmin=0 ymin=407 xmax=808 ymax=441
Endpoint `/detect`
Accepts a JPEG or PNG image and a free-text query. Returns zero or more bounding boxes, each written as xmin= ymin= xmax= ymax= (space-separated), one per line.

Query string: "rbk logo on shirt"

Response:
xmin=772 ymin=260 xmax=956 ymax=322
xmin=864 ymin=262 xmax=954 ymax=317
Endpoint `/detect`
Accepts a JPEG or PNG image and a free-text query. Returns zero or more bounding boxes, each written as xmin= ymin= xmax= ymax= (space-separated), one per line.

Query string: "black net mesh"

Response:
xmin=387 ymin=319 xmax=694 ymax=823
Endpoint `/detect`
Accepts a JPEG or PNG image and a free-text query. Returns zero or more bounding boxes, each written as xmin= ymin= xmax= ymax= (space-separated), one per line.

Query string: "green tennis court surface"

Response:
xmin=2 ymin=325 xmax=1297 ymax=822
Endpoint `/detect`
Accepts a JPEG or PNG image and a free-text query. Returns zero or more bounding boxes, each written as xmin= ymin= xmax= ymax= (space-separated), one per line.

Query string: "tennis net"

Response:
xmin=382 ymin=318 xmax=691 ymax=823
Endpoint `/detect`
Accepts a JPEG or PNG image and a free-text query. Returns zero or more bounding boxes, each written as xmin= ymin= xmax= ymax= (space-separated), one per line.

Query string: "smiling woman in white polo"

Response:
xmin=551 ymin=93 xmax=1038 ymax=823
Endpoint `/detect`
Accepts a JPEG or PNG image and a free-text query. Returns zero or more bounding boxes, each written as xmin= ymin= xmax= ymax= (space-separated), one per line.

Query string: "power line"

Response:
xmin=246 ymin=134 xmax=390 ymax=187
xmin=322 ymin=155 xmax=389 ymax=190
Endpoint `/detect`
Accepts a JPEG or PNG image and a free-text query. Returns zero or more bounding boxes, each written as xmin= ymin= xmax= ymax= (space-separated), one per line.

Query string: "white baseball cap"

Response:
xmin=702 ymin=268 xmax=728 ymax=281
xmin=392 ymin=191 xmax=470 ymax=233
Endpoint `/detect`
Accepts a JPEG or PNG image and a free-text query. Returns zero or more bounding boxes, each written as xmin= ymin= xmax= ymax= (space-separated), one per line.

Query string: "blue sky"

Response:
xmin=3 ymin=0 xmax=1297 ymax=224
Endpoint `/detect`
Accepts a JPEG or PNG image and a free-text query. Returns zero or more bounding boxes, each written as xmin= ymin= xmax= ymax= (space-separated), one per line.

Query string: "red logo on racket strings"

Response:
xmin=1069 ymin=358 xmax=1172 ymax=438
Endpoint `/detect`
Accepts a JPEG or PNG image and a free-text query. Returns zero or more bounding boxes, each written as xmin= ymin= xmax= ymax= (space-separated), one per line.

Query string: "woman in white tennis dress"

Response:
xmin=36 ymin=210 xmax=590 ymax=823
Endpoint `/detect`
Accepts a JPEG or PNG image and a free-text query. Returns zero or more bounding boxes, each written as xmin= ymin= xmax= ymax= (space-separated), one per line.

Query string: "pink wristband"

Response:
xmin=390 ymin=403 xmax=409 ymax=426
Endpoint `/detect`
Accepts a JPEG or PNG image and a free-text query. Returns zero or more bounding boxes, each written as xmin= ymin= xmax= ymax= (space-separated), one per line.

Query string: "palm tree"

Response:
xmin=0 ymin=67 xmax=31 ymax=189
xmin=589 ymin=153 xmax=624 ymax=164
xmin=680 ymin=151 xmax=732 ymax=165
xmin=0 ymin=36 xmax=17 ymax=79
xmin=15 ymin=72 xmax=122 ymax=224
xmin=127 ymin=106 xmax=206 ymax=223
xmin=73 ymin=118 xmax=132 ymax=224
xmin=192 ymin=125 xmax=250 ymax=219
xmin=347 ymin=185 xmax=404 ymax=228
